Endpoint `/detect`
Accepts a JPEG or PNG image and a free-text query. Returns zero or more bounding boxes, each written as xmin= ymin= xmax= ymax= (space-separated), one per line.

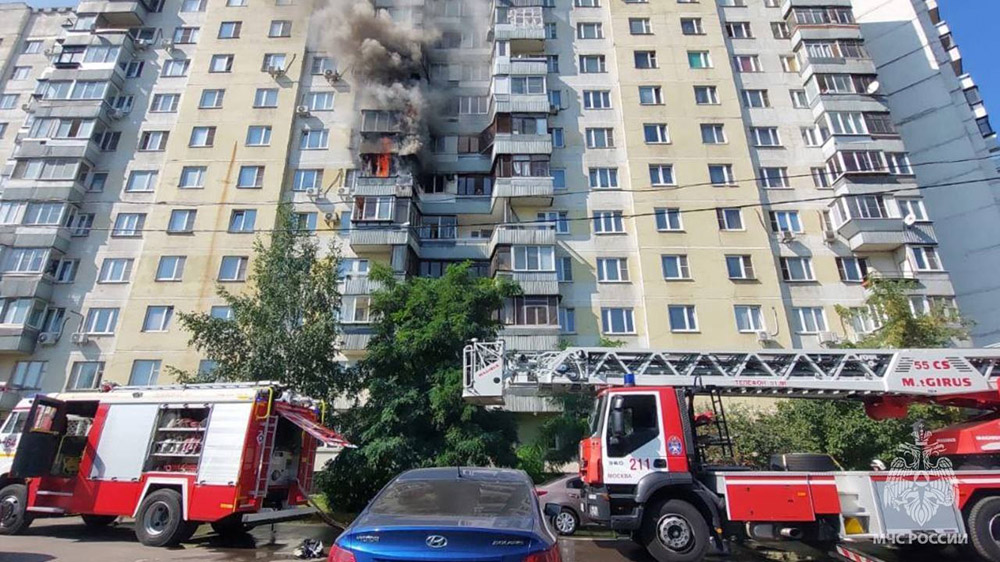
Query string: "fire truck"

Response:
xmin=464 ymin=340 xmax=1000 ymax=562
xmin=0 ymin=381 xmax=349 ymax=546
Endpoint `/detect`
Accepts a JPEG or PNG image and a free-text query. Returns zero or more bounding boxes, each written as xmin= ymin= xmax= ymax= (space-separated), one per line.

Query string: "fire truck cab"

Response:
xmin=0 ymin=381 xmax=348 ymax=546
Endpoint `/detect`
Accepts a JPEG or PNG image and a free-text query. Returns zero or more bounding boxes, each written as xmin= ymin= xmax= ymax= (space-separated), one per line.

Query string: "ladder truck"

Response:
xmin=463 ymin=340 xmax=1000 ymax=562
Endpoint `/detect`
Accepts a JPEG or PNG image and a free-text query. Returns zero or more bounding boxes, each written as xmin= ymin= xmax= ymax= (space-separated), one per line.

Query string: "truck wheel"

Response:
xmin=0 ymin=484 xmax=32 ymax=535
xmin=135 ymin=489 xmax=188 ymax=547
xmin=967 ymin=496 xmax=1000 ymax=561
xmin=641 ymin=499 xmax=710 ymax=562
xmin=81 ymin=514 xmax=117 ymax=528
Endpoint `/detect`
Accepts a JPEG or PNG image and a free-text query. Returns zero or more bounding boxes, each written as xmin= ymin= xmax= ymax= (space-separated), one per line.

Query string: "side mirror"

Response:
xmin=609 ymin=395 xmax=625 ymax=440
xmin=543 ymin=502 xmax=561 ymax=518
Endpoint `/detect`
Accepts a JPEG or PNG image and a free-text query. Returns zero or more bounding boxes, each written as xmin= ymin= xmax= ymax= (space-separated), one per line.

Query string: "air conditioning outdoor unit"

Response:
xmin=305 ymin=187 xmax=319 ymax=198
xmin=324 ymin=68 xmax=341 ymax=82
xmin=71 ymin=332 xmax=89 ymax=345
xmin=756 ymin=331 xmax=773 ymax=343
xmin=823 ymin=230 xmax=837 ymax=243
xmin=134 ymin=38 xmax=150 ymax=50
xmin=37 ymin=332 xmax=59 ymax=346
xmin=267 ymin=66 xmax=286 ymax=77
xmin=817 ymin=331 xmax=840 ymax=346
xmin=296 ymin=105 xmax=310 ymax=116
xmin=780 ymin=230 xmax=796 ymax=243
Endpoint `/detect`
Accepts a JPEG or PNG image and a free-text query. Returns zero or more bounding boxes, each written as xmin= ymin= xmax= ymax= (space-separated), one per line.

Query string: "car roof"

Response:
xmin=396 ymin=467 xmax=531 ymax=484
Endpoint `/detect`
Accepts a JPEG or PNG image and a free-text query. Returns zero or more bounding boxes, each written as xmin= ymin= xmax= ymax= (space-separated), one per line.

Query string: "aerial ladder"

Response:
xmin=464 ymin=340 xmax=1000 ymax=562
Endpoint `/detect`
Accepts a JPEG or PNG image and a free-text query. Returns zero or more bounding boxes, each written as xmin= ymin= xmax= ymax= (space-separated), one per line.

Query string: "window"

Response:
xmin=269 ymin=20 xmax=292 ymax=37
xmin=537 ymin=211 xmax=569 ymax=234
xmin=577 ymin=22 xmax=603 ymax=39
xmin=126 ymin=170 xmax=158 ymax=192
xmin=826 ymin=111 xmax=866 ymax=135
xmin=181 ymin=0 xmax=205 ymax=10
xmin=293 ymin=169 xmax=323 ymax=191
xmin=189 ymin=126 xmax=216 ymax=147
xmin=23 ymin=203 xmax=63 ymax=225
xmin=129 ymin=360 xmax=161 ymax=386
xmin=138 ymin=131 xmax=168 ymax=151
xmin=246 ymin=125 xmax=272 ymax=147
xmin=237 ymin=166 xmax=265 ymax=188
xmin=142 ymin=307 xmax=173 ymax=332
xmin=112 ymin=213 xmax=145 ymax=237
xmin=734 ymin=55 xmax=761 ymax=73
xmin=173 ymin=26 xmax=200 ymax=44
xmin=661 ymin=255 xmax=690 ymax=279
xmin=589 ymin=168 xmax=619 ymax=189
xmin=10 ymin=361 xmax=45 ymax=390
xmin=655 ymin=208 xmax=683 ymax=231
xmin=681 ymin=18 xmax=703 ymax=35
xmin=726 ymin=22 xmax=752 ymax=39
xmin=802 ymin=127 xmax=822 ymax=147
xmin=51 ymin=259 xmax=78 ymax=282
xmin=769 ymin=210 xmax=802 ymax=233
xmin=122 ymin=60 xmax=143 ymax=78
xmin=0 ymin=299 xmax=34 ymax=325
xmin=772 ymin=22 xmax=790 ymax=39
xmin=726 ymin=255 xmax=755 ymax=280
xmin=307 ymin=91 xmax=335 ymax=111
xmin=262 ymin=53 xmax=287 ymax=71
xmin=1 ymin=248 xmax=47 ymax=273
xmin=735 ymin=306 xmax=765 ymax=333
xmin=219 ymin=256 xmax=249 ymax=281
xmin=694 ymin=86 xmax=719 ymax=105
xmin=68 ymin=362 xmax=104 ymax=390
xmin=342 ymin=296 xmax=372 ymax=324
xmin=167 ymin=209 xmax=196 ymax=233
xmin=629 ymin=18 xmax=651 ymax=34
xmin=211 ymin=306 xmax=234 ymax=320
xmin=644 ymin=124 xmax=670 ymax=144
xmin=311 ymin=56 xmax=335 ymax=75
xmin=865 ymin=113 xmax=896 ymax=135
xmin=709 ymin=164 xmax=735 ymax=186
xmin=649 ymin=164 xmax=675 ymax=186
xmin=88 ymin=173 xmax=107 ymax=193
xmin=629 ymin=50 xmax=657 ymax=69
xmin=742 ymin=90 xmax=770 ymax=108
xmin=156 ymin=256 xmax=185 ymax=281
xmin=583 ymin=90 xmax=612 ymax=109
xmin=559 ymin=308 xmax=576 ymax=333
xmin=355 ymin=196 xmax=394 ymax=220
xmin=812 ymin=167 xmax=831 ymax=188
xmin=292 ymin=213 xmax=318 ymax=231
xmin=11 ymin=66 xmax=30 ymax=81
xmin=752 ymin=128 xmax=782 ymax=147
xmin=0 ymin=94 xmax=18 ymax=109
xmin=638 ymin=86 xmax=663 ymax=105
xmin=199 ymin=89 xmax=225 ymax=109
xmin=151 ymin=93 xmax=179 ymax=112
xmin=179 ymin=166 xmax=206 ymax=188
xmin=836 ymin=257 xmax=869 ymax=282
xmin=688 ymin=51 xmax=711 ymax=69
xmin=597 ymin=257 xmax=629 ymax=282
xmin=23 ymin=40 xmax=43 ymax=54
xmin=301 ymin=128 xmax=330 ymax=149
xmin=586 ymin=128 xmax=614 ymax=148
xmin=795 ymin=307 xmax=828 ymax=334
xmin=897 ymin=198 xmax=928 ymax=222
xmin=254 ymin=88 xmax=279 ymax=107
xmin=579 ymin=55 xmax=606 ymax=73
xmin=790 ymin=90 xmax=809 ymax=108
xmin=546 ymin=54 xmax=559 ymax=73
xmin=219 ymin=21 xmax=242 ymax=38
xmin=716 ymin=208 xmax=743 ymax=230
xmin=229 ymin=209 xmax=257 ymax=233
xmin=550 ymin=128 xmax=564 ymax=148
xmin=210 ymin=54 xmax=234 ymax=73
xmin=98 ymin=258 xmax=133 ymax=283
xmin=512 ymin=246 xmax=555 ymax=271
xmin=781 ymin=257 xmax=815 ymax=281
xmin=780 ymin=55 xmax=799 ymax=73
xmin=701 ymin=124 xmax=726 ymax=144
xmin=668 ymin=305 xmax=698 ymax=332
xmin=95 ymin=131 xmax=120 ymax=151
xmin=912 ymin=246 xmax=942 ymax=271
xmin=887 ymin=153 xmax=912 ymax=175
xmin=162 ymin=59 xmax=190 ymax=77
xmin=759 ymin=167 xmax=789 ymax=188
xmin=593 ymin=210 xmax=624 ymax=234
xmin=84 ymin=308 xmax=119 ymax=334
xmin=601 ymin=308 xmax=635 ymax=334
xmin=545 ymin=22 xmax=557 ymax=39
xmin=556 ymin=257 xmax=573 ymax=282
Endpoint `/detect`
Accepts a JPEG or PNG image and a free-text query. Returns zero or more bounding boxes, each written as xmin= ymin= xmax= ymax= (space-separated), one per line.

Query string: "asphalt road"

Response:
xmin=0 ymin=517 xmax=973 ymax=562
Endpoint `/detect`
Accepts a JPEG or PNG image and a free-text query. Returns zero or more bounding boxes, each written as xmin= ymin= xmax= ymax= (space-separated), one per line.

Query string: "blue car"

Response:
xmin=328 ymin=467 xmax=562 ymax=562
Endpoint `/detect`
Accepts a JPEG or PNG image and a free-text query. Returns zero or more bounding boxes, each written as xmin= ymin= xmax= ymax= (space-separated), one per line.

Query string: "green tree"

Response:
xmin=728 ymin=277 xmax=970 ymax=469
xmin=173 ymin=207 xmax=350 ymax=399
xmin=318 ymin=263 xmax=522 ymax=512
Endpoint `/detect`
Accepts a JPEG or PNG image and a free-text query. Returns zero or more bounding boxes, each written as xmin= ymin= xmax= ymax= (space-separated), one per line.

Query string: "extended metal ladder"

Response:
xmin=253 ymin=415 xmax=278 ymax=499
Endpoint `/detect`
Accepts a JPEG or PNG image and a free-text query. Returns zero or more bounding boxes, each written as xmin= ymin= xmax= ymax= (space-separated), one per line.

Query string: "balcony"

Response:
xmin=800 ymin=57 xmax=876 ymax=79
xmin=0 ymin=275 xmax=54 ymax=302
xmin=836 ymin=218 xmax=907 ymax=252
xmin=348 ymin=227 xmax=410 ymax=248
xmin=0 ymin=324 xmax=39 ymax=355
xmin=493 ymin=7 xmax=545 ymax=45
xmin=0 ymin=227 xmax=73 ymax=255
xmin=490 ymin=226 xmax=555 ymax=254
xmin=1 ymin=179 xmax=87 ymax=204
xmin=497 ymin=270 xmax=559 ymax=295
xmin=493 ymin=57 xmax=547 ymax=77
xmin=493 ymin=93 xmax=550 ymax=115
xmin=77 ymin=0 xmax=148 ymax=28
xmin=416 ymin=236 xmax=490 ymax=261
xmin=353 ymin=176 xmax=413 ymax=198
xmin=492 ymin=133 xmax=552 ymax=156
xmin=493 ymin=176 xmax=554 ymax=206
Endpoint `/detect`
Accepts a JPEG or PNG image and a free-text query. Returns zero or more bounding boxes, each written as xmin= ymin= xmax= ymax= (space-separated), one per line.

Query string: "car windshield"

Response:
xmin=370 ymin=480 xmax=532 ymax=518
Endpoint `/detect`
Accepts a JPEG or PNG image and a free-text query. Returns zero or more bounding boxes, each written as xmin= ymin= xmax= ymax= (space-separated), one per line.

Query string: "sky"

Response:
xmin=0 ymin=0 xmax=997 ymax=116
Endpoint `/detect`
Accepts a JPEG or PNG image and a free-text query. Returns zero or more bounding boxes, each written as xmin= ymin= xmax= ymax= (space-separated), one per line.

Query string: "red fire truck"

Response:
xmin=464 ymin=341 xmax=1000 ymax=562
xmin=0 ymin=381 xmax=349 ymax=546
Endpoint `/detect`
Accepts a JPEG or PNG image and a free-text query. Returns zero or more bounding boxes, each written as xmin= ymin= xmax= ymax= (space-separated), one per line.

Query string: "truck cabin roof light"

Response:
xmin=624 ymin=373 xmax=635 ymax=387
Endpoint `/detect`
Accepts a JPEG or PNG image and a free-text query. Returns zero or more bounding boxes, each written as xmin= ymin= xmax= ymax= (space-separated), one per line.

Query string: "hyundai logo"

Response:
xmin=425 ymin=535 xmax=448 ymax=549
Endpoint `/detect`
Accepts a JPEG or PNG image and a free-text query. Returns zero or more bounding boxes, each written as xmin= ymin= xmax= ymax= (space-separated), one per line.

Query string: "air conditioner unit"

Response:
xmin=305 ymin=187 xmax=319 ymax=198
xmin=71 ymin=332 xmax=89 ymax=345
xmin=324 ymin=68 xmax=341 ymax=82
xmin=43 ymin=47 xmax=55 ymax=57
xmin=823 ymin=230 xmax=837 ymax=243
xmin=295 ymin=105 xmax=310 ymax=116
xmin=107 ymin=108 xmax=124 ymax=120
xmin=37 ymin=332 xmax=59 ymax=346
xmin=20 ymin=103 xmax=31 ymax=112
xmin=337 ymin=186 xmax=349 ymax=195
xmin=756 ymin=331 xmax=773 ymax=343
xmin=159 ymin=38 xmax=175 ymax=50
xmin=780 ymin=230 xmax=796 ymax=243
xmin=903 ymin=213 xmax=917 ymax=227
xmin=134 ymin=38 xmax=150 ymax=50
xmin=324 ymin=212 xmax=336 ymax=223
xmin=817 ymin=331 xmax=840 ymax=346
xmin=267 ymin=66 xmax=285 ymax=77
xmin=548 ymin=105 xmax=560 ymax=115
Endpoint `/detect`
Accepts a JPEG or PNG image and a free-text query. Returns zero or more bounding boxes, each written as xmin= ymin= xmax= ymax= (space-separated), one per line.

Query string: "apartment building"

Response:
xmin=0 ymin=0 xmax=989 ymax=412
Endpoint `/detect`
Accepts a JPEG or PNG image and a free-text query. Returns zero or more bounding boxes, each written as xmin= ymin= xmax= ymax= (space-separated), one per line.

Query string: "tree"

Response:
xmin=173 ymin=207 xmax=350 ymax=399
xmin=728 ymin=277 xmax=970 ymax=469
xmin=318 ymin=263 xmax=522 ymax=512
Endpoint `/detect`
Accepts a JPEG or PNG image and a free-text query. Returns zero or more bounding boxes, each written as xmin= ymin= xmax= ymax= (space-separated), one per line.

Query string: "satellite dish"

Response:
xmin=866 ymin=80 xmax=881 ymax=95
xmin=903 ymin=213 xmax=917 ymax=226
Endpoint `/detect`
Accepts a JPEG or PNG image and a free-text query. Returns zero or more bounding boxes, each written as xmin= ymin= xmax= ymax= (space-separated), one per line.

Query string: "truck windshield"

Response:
xmin=587 ymin=394 xmax=606 ymax=437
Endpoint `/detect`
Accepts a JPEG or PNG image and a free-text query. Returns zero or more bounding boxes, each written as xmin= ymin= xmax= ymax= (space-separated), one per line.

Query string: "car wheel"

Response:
xmin=553 ymin=508 xmax=579 ymax=536
xmin=967 ymin=496 xmax=1000 ymax=561
xmin=641 ymin=499 xmax=710 ymax=562
xmin=81 ymin=514 xmax=118 ymax=529
xmin=135 ymin=489 xmax=188 ymax=547
xmin=0 ymin=484 xmax=32 ymax=535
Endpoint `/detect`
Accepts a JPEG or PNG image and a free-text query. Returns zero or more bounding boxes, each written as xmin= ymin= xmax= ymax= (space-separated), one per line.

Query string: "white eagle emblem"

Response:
xmin=883 ymin=425 xmax=957 ymax=526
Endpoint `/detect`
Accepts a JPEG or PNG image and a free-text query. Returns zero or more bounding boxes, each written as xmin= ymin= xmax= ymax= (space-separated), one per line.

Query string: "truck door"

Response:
xmin=11 ymin=396 xmax=67 ymax=478
xmin=603 ymin=392 xmax=665 ymax=485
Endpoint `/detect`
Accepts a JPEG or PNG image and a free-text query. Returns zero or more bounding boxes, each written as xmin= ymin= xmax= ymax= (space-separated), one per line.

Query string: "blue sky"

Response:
xmin=1 ymin=0 xmax=997 ymax=116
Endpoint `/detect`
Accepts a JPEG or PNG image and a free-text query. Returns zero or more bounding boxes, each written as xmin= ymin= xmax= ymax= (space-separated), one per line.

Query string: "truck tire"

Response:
xmin=967 ymin=495 xmax=1000 ymax=561
xmin=640 ymin=498 xmax=710 ymax=562
xmin=135 ymin=489 xmax=189 ymax=547
xmin=0 ymin=483 xmax=31 ymax=535
xmin=81 ymin=514 xmax=117 ymax=529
